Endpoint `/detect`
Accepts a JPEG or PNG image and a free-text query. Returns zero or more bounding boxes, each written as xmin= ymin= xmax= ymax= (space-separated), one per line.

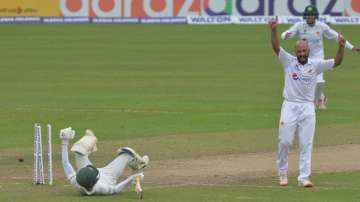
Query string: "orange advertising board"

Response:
xmin=0 ymin=0 xmax=359 ymax=17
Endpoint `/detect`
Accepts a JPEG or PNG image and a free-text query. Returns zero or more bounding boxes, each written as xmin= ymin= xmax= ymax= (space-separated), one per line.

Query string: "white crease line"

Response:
xmin=13 ymin=107 xmax=183 ymax=114
xmin=236 ymin=196 xmax=271 ymax=200
xmin=0 ymin=182 xmax=25 ymax=185
xmin=143 ymin=183 xmax=360 ymax=191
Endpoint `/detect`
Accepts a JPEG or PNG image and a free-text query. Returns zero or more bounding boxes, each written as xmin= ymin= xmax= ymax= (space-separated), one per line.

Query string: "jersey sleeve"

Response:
xmin=281 ymin=23 xmax=299 ymax=40
xmin=278 ymin=47 xmax=293 ymax=69
xmin=69 ymin=175 xmax=80 ymax=188
xmin=322 ymin=23 xmax=338 ymax=40
xmin=91 ymin=178 xmax=133 ymax=195
xmin=89 ymin=173 xmax=138 ymax=195
xmin=110 ymin=175 xmax=135 ymax=194
xmin=323 ymin=23 xmax=354 ymax=50
xmin=92 ymin=182 xmax=114 ymax=195
xmin=314 ymin=59 xmax=335 ymax=74
xmin=61 ymin=143 xmax=76 ymax=180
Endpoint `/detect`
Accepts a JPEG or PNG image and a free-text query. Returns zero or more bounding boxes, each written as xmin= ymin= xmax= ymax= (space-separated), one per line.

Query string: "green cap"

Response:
xmin=303 ymin=5 xmax=319 ymax=17
xmin=76 ymin=165 xmax=99 ymax=191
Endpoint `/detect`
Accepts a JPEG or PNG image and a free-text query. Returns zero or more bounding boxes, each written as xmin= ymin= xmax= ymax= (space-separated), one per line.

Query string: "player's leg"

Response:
xmin=118 ymin=147 xmax=149 ymax=171
xmin=73 ymin=153 xmax=93 ymax=171
xmin=71 ymin=129 xmax=97 ymax=171
xmin=297 ymin=103 xmax=316 ymax=187
xmin=315 ymin=74 xmax=326 ymax=110
xmin=277 ymin=101 xmax=298 ymax=185
xmin=100 ymin=147 xmax=149 ymax=184
xmin=99 ymin=152 xmax=132 ymax=185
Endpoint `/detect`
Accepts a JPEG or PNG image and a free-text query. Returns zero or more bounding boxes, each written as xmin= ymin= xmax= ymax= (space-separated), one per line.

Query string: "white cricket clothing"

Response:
xmin=278 ymin=48 xmax=334 ymax=103
xmin=281 ymin=20 xmax=353 ymax=84
xmin=61 ymin=143 xmax=138 ymax=195
xmin=276 ymin=47 xmax=334 ymax=182
xmin=277 ymin=100 xmax=315 ymax=182
xmin=281 ymin=21 xmax=354 ymax=59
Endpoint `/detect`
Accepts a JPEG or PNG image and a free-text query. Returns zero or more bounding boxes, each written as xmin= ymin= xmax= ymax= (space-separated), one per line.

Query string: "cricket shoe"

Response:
xmin=279 ymin=174 xmax=288 ymax=186
xmin=298 ymin=179 xmax=314 ymax=188
xmin=59 ymin=127 xmax=75 ymax=140
xmin=118 ymin=147 xmax=149 ymax=171
xmin=71 ymin=129 xmax=98 ymax=155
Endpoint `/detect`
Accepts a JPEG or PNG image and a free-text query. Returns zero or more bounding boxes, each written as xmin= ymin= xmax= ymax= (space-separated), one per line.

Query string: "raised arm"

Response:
xmin=323 ymin=24 xmax=360 ymax=53
xmin=61 ymin=142 xmax=77 ymax=180
xmin=334 ymin=34 xmax=346 ymax=67
xmin=109 ymin=173 xmax=144 ymax=194
xmin=269 ymin=17 xmax=280 ymax=55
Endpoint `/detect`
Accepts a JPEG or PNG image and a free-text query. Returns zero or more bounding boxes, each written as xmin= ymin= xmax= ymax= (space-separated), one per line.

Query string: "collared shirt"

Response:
xmin=281 ymin=21 xmax=353 ymax=59
xmin=278 ymin=47 xmax=334 ymax=103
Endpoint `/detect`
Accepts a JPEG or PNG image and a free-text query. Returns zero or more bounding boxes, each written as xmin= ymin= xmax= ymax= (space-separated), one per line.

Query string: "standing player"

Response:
xmin=269 ymin=17 xmax=345 ymax=187
xmin=281 ymin=5 xmax=360 ymax=110
xmin=60 ymin=127 xmax=149 ymax=197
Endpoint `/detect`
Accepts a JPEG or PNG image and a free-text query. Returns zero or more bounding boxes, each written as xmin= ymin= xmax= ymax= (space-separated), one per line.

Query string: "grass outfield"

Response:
xmin=1 ymin=172 xmax=360 ymax=202
xmin=0 ymin=24 xmax=359 ymax=201
xmin=0 ymin=25 xmax=359 ymax=148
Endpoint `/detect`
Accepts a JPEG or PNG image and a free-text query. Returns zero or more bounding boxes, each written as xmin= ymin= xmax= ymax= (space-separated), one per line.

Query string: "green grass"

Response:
xmin=1 ymin=171 xmax=360 ymax=202
xmin=0 ymin=25 xmax=359 ymax=148
xmin=0 ymin=24 xmax=360 ymax=202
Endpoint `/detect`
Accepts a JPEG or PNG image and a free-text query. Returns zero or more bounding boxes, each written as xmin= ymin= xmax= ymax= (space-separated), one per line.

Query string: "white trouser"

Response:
xmin=277 ymin=100 xmax=316 ymax=182
xmin=74 ymin=153 xmax=131 ymax=185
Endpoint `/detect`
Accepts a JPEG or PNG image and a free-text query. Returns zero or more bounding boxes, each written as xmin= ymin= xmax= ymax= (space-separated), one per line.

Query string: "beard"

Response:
xmin=297 ymin=55 xmax=308 ymax=65
xmin=306 ymin=20 xmax=315 ymax=26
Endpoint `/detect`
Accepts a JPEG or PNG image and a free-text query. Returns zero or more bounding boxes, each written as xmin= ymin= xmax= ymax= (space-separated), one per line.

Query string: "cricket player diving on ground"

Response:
xmin=281 ymin=5 xmax=360 ymax=110
xmin=60 ymin=127 xmax=149 ymax=198
xmin=269 ymin=16 xmax=345 ymax=187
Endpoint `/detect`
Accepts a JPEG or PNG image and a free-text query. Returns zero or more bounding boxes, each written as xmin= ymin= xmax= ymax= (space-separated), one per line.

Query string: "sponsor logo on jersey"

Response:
xmin=299 ymin=75 xmax=313 ymax=83
xmin=292 ymin=73 xmax=299 ymax=80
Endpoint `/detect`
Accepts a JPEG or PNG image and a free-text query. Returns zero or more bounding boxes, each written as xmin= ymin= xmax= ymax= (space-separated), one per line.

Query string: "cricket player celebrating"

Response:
xmin=60 ymin=127 xmax=149 ymax=198
xmin=281 ymin=5 xmax=360 ymax=110
xmin=269 ymin=17 xmax=345 ymax=187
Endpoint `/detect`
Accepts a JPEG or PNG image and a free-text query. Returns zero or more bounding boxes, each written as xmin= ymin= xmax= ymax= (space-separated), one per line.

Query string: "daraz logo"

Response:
xmin=59 ymin=0 xmax=233 ymax=17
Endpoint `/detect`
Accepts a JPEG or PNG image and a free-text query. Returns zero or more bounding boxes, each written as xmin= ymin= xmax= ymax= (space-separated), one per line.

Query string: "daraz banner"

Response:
xmin=0 ymin=0 xmax=59 ymax=16
xmin=58 ymin=0 xmax=360 ymax=17
xmin=1 ymin=0 xmax=360 ymax=17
